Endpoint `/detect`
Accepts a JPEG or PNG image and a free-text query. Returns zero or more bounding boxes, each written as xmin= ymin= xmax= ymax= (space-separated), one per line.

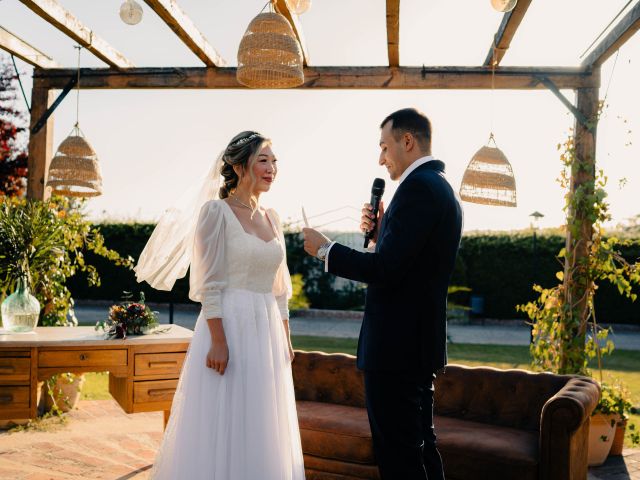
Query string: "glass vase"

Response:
xmin=1 ymin=276 xmax=40 ymax=333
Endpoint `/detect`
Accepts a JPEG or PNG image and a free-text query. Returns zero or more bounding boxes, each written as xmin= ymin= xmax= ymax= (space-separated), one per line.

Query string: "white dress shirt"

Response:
xmin=324 ymin=155 xmax=436 ymax=271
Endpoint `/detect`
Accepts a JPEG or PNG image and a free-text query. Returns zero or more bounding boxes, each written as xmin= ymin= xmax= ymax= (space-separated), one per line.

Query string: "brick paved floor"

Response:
xmin=0 ymin=399 xmax=638 ymax=479
xmin=0 ymin=400 xmax=161 ymax=479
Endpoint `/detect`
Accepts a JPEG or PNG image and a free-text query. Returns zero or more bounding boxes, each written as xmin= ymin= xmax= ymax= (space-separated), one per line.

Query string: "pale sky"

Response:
xmin=1 ymin=0 xmax=639 ymax=232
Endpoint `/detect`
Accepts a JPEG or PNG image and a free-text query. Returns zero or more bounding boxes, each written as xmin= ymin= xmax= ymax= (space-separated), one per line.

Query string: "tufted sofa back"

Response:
xmin=292 ymin=352 xmax=582 ymax=433
xmin=434 ymin=364 xmax=572 ymax=431
xmin=292 ymin=351 xmax=366 ymax=408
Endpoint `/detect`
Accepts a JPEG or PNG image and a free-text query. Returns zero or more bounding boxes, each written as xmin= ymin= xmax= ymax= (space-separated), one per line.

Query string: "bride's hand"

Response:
xmin=288 ymin=342 xmax=295 ymax=363
xmin=206 ymin=340 xmax=229 ymax=375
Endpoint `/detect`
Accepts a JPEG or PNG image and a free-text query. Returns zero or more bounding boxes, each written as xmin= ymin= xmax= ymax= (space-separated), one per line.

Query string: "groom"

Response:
xmin=303 ymin=108 xmax=463 ymax=479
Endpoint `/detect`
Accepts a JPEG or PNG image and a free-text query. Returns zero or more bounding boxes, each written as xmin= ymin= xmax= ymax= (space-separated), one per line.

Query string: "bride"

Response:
xmin=135 ymin=131 xmax=305 ymax=479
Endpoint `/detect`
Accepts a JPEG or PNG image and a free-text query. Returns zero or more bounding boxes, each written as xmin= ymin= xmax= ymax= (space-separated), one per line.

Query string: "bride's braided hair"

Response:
xmin=219 ymin=131 xmax=269 ymax=199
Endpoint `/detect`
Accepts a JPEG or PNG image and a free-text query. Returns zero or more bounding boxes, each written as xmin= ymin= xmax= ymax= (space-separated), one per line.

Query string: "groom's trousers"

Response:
xmin=364 ymin=370 xmax=445 ymax=480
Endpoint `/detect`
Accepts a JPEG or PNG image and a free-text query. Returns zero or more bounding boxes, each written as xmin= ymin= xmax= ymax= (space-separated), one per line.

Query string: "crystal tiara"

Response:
xmin=230 ymin=133 xmax=261 ymax=148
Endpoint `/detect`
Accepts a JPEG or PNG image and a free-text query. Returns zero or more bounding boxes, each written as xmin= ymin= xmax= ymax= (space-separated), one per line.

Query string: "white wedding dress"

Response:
xmin=151 ymin=199 xmax=306 ymax=480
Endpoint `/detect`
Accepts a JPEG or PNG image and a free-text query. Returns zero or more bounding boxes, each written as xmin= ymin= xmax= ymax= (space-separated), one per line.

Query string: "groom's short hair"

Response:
xmin=380 ymin=108 xmax=432 ymax=152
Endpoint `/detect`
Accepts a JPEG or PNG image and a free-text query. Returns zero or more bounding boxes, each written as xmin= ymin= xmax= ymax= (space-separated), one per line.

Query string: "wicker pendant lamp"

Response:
xmin=47 ymin=47 xmax=102 ymax=198
xmin=459 ymin=134 xmax=517 ymax=207
xmin=47 ymin=125 xmax=102 ymax=197
xmin=236 ymin=3 xmax=304 ymax=89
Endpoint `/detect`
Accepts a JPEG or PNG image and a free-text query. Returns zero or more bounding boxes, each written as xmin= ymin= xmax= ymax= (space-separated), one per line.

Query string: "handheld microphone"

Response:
xmin=364 ymin=178 xmax=385 ymax=248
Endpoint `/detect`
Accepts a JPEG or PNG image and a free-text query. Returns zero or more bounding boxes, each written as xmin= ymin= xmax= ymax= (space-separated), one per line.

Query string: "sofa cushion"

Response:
xmin=435 ymin=415 xmax=539 ymax=480
xmin=297 ymin=400 xmax=375 ymax=464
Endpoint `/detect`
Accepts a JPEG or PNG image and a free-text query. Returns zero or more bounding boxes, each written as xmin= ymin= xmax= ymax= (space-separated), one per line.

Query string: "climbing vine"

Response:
xmin=518 ymin=113 xmax=639 ymax=376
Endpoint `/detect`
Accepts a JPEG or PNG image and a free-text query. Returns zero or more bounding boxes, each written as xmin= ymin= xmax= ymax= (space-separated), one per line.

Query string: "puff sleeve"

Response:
xmin=188 ymin=201 xmax=227 ymax=319
xmin=269 ymin=209 xmax=292 ymax=320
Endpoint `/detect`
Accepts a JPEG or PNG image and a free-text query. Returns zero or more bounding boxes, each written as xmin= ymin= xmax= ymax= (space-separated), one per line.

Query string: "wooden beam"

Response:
xmin=34 ymin=66 xmax=599 ymax=90
xmin=0 ymin=26 xmax=61 ymax=68
xmin=386 ymin=0 xmax=400 ymax=67
xmin=484 ymin=0 xmax=532 ymax=67
xmin=142 ymin=0 xmax=226 ymax=67
xmin=581 ymin=2 xmax=640 ymax=68
xmin=27 ymin=86 xmax=55 ymax=201
xmin=18 ymin=0 xmax=134 ymax=68
xmin=275 ymin=0 xmax=310 ymax=66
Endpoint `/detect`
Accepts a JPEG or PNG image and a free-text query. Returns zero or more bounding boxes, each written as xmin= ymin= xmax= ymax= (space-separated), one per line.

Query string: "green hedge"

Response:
xmin=66 ymin=225 xmax=640 ymax=324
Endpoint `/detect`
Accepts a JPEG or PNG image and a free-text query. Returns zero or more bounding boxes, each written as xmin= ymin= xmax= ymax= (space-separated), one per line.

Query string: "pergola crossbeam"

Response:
xmin=484 ymin=0 xmax=532 ymax=67
xmin=18 ymin=0 xmax=134 ymax=68
xmin=581 ymin=1 xmax=640 ymax=68
xmin=386 ymin=0 xmax=400 ymax=67
xmin=276 ymin=0 xmax=310 ymax=66
xmin=142 ymin=0 xmax=226 ymax=67
xmin=33 ymin=66 xmax=599 ymax=90
xmin=0 ymin=26 xmax=61 ymax=68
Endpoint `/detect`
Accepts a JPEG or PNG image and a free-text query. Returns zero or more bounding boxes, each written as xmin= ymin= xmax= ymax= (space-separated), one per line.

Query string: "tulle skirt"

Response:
xmin=150 ymin=289 xmax=306 ymax=480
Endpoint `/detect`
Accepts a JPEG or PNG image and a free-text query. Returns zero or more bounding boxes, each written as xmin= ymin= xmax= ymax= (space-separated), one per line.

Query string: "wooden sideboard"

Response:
xmin=0 ymin=325 xmax=192 ymax=426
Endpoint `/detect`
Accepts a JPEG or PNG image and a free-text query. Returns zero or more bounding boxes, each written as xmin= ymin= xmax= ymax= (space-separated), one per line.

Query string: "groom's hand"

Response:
xmin=361 ymin=200 xmax=385 ymax=246
xmin=303 ymin=228 xmax=330 ymax=257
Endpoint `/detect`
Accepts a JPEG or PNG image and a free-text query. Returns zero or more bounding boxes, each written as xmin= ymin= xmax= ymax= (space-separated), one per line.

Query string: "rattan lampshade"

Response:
xmin=237 ymin=11 xmax=304 ymax=89
xmin=459 ymin=143 xmax=517 ymax=207
xmin=47 ymin=125 xmax=103 ymax=197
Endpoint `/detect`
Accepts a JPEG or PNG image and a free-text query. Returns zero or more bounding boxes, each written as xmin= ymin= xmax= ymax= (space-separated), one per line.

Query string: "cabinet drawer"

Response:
xmin=134 ymin=379 xmax=178 ymax=404
xmin=135 ymin=353 xmax=185 ymax=376
xmin=0 ymin=386 xmax=30 ymax=409
xmin=39 ymin=349 xmax=127 ymax=368
xmin=0 ymin=357 xmax=30 ymax=382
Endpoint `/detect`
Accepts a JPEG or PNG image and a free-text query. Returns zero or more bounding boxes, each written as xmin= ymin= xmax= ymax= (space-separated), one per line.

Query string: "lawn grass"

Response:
xmin=80 ymin=336 xmax=640 ymax=448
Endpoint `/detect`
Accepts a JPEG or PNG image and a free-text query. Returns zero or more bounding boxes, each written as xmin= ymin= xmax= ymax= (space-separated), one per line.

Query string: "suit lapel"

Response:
xmin=375 ymin=160 xmax=445 ymax=252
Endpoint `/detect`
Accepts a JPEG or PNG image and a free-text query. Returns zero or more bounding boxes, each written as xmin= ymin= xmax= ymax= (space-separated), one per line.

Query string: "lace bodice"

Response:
xmin=188 ymin=200 xmax=292 ymax=320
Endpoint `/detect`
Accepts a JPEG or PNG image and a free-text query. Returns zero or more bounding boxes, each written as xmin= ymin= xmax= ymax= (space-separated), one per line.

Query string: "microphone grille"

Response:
xmin=372 ymin=178 xmax=385 ymax=195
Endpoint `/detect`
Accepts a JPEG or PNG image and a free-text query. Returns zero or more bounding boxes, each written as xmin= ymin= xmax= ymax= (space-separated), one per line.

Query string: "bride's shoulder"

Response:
xmin=198 ymin=199 xmax=229 ymax=218
xmin=203 ymin=199 xmax=228 ymax=210
xmin=265 ymin=207 xmax=282 ymax=223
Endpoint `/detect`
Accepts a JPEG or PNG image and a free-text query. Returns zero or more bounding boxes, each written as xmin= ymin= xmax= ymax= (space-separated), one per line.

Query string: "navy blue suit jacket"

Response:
xmin=327 ymin=160 xmax=463 ymax=373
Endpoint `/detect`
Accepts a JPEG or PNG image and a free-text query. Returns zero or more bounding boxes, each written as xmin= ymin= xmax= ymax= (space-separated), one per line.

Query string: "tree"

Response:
xmin=0 ymin=54 xmax=29 ymax=197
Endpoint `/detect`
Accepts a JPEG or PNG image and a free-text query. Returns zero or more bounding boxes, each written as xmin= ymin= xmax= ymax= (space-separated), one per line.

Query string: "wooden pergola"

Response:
xmin=2 ymin=0 xmax=640 ymax=328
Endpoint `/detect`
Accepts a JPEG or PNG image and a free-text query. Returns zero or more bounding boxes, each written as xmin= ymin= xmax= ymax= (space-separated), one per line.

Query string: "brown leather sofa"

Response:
xmin=292 ymin=351 xmax=600 ymax=480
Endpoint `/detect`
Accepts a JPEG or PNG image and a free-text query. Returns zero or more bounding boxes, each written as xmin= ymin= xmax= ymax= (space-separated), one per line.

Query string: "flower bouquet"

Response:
xmin=96 ymin=292 xmax=160 ymax=339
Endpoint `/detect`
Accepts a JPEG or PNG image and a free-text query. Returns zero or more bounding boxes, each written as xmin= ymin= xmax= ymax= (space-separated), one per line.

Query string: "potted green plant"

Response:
xmin=600 ymin=380 xmax=639 ymax=456
xmin=587 ymin=381 xmax=630 ymax=465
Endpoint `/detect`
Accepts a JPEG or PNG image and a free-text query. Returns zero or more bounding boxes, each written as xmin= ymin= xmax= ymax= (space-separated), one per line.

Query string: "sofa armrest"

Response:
xmin=539 ymin=376 xmax=600 ymax=480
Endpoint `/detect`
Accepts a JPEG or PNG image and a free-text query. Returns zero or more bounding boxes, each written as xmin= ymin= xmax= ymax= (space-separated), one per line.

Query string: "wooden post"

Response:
xmin=27 ymin=83 xmax=55 ymax=201
xmin=561 ymin=86 xmax=599 ymax=372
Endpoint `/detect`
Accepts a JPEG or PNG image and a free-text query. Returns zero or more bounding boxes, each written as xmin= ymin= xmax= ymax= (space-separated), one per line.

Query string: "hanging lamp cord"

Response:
xmin=74 ymin=45 xmax=82 ymax=129
xmin=489 ymin=37 xmax=497 ymax=144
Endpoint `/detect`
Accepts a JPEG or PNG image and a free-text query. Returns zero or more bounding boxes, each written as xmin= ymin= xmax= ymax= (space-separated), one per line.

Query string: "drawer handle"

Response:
xmin=148 ymin=388 xmax=176 ymax=397
xmin=79 ymin=354 xmax=88 ymax=361
xmin=148 ymin=361 xmax=178 ymax=368
xmin=0 ymin=366 xmax=16 ymax=374
xmin=0 ymin=395 xmax=13 ymax=404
